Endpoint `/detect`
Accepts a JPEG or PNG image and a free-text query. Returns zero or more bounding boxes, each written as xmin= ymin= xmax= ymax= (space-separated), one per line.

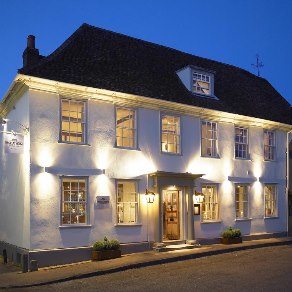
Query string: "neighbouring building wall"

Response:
xmin=28 ymin=89 xmax=288 ymax=250
xmin=0 ymin=91 xmax=30 ymax=249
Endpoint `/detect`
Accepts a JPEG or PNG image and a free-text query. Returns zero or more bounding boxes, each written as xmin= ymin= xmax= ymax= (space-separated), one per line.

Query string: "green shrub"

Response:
xmin=92 ymin=237 xmax=120 ymax=251
xmin=222 ymin=227 xmax=241 ymax=238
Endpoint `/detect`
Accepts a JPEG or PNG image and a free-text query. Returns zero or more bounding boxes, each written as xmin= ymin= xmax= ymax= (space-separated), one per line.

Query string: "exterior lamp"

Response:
xmin=194 ymin=191 xmax=205 ymax=203
xmin=145 ymin=189 xmax=155 ymax=203
xmin=1 ymin=118 xmax=7 ymax=125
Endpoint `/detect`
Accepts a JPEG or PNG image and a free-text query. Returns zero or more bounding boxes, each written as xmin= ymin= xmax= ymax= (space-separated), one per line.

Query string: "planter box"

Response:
xmin=92 ymin=250 xmax=121 ymax=261
xmin=220 ymin=237 xmax=242 ymax=245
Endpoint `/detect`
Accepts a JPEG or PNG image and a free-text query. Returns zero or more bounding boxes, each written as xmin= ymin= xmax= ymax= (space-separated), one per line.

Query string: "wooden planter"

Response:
xmin=92 ymin=249 xmax=121 ymax=261
xmin=220 ymin=237 xmax=242 ymax=245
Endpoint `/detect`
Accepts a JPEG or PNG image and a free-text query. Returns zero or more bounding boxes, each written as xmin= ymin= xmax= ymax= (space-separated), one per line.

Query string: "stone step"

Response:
xmin=158 ymin=244 xmax=199 ymax=252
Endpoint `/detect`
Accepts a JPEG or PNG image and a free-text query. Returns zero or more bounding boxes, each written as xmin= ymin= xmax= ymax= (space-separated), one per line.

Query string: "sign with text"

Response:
xmin=96 ymin=196 xmax=110 ymax=209
xmin=4 ymin=133 xmax=24 ymax=154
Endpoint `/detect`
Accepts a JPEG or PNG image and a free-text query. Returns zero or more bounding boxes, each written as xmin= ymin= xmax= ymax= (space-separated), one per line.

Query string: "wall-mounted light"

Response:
xmin=145 ymin=189 xmax=155 ymax=203
xmin=1 ymin=118 xmax=7 ymax=125
xmin=194 ymin=191 xmax=204 ymax=203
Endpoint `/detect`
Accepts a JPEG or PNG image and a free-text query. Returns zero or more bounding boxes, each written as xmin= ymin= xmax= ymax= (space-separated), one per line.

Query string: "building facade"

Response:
xmin=1 ymin=24 xmax=292 ymax=267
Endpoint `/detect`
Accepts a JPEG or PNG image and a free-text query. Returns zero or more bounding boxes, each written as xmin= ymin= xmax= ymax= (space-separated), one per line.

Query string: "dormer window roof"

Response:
xmin=177 ymin=65 xmax=217 ymax=99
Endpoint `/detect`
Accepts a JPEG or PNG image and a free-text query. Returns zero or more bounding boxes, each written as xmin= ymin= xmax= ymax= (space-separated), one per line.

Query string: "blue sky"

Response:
xmin=1 ymin=0 xmax=292 ymax=104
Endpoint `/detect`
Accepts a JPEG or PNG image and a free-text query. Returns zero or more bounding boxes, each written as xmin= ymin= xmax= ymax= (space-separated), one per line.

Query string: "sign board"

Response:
xmin=96 ymin=196 xmax=110 ymax=209
xmin=4 ymin=133 xmax=24 ymax=154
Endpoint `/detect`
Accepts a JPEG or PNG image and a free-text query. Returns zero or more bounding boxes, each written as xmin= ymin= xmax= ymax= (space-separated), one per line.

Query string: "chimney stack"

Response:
xmin=22 ymin=35 xmax=40 ymax=67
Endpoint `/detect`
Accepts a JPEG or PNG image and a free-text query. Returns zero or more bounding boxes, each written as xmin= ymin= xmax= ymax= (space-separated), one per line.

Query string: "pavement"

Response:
xmin=1 ymin=237 xmax=292 ymax=289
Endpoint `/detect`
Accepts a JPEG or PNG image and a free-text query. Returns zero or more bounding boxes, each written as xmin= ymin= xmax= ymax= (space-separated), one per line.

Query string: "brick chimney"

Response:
xmin=22 ymin=35 xmax=40 ymax=67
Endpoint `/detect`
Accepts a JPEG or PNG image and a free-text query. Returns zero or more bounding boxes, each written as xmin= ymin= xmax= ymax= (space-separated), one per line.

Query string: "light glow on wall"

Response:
xmin=96 ymin=148 xmax=110 ymax=169
xmin=34 ymin=172 xmax=55 ymax=199
xmin=37 ymin=146 xmax=55 ymax=167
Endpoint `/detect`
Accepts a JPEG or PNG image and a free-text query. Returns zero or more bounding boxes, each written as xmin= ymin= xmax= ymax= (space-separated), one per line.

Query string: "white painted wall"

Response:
xmin=0 ymin=91 xmax=30 ymax=249
xmin=26 ymin=89 xmax=289 ymax=249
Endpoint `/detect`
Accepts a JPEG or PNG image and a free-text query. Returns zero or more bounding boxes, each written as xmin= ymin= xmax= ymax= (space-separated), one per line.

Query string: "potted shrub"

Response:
xmin=220 ymin=227 xmax=242 ymax=244
xmin=92 ymin=237 xmax=121 ymax=261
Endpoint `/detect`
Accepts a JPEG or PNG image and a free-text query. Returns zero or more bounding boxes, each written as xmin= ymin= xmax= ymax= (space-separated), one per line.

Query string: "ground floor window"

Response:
xmin=235 ymin=184 xmax=249 ymax=219
xmin=201 ymin=185 xmax=219 ymax=221
xmin=61 ymin=177 xmax=88 ymax=225
xmin=117 ymin=181 xmax=138 ymax=224
xmin=264 ymin=185 xmax=277 ymax=217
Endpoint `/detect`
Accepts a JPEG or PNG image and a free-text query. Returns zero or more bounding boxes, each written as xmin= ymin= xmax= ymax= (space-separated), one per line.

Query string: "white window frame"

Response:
xmin=264 ymin=184 xmax=277 ymax=217
xmin=115 ymin=107 xmax=137 ymax=149
xmin=201 ymin=121 xmax=218 ymax=157
xmin=116 ymin=180 xmax=139 ymax=225
xmin=61 ymin=177 xmax=89 ymax=226
xmin=161 ymin=114 xmax=181 ymax=154
xmin=60 ymin=98 xmax=87 ymax=144
xmin=235 ymin=184 xmax=249 ymax=219
xmin=264 ymin=130 xmax=276 ymax=161
xmin=201 ymin=185 xmax=219 ymax=222
xmin=235 ymin=126 xmax=249 ymax=159
xmin=192 ymin=71 xmax=211 ymax=96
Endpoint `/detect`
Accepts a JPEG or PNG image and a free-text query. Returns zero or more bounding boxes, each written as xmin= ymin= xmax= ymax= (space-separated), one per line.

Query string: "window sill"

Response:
xmin=58 ymin=141 xmax=91 ymax=146
xmin=201 ymin=220 xmax=222 ymax=224
xmin=234 ymin=158 xmax=251 ymax=161
xmin=201 ymin=155 xmax=220 ymax=159
xmin=235 ymin=218 xmax=252 ymax=222
xmin=59 ymin=224 xmax=92 ymax=229
xmin=263 ymin=159 xmax=277 ymax=163
xmin=115 ymin=223 xmax=142 ymax=227
xmin=114 ymin=146 xmax=141 ymax=151
xmin=264 ymin=216 xmax=279 ymax=219
xmin=160 ymin=151 xmax=182 ymax=156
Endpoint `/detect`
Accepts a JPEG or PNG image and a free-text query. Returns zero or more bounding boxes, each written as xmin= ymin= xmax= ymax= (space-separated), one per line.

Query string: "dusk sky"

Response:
xmin=1 ymin=0 xmax=292 ymax=105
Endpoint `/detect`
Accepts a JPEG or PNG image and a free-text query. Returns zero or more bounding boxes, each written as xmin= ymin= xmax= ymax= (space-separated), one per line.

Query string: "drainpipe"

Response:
xmin=286 ymin=130 xmax=292 ymax=236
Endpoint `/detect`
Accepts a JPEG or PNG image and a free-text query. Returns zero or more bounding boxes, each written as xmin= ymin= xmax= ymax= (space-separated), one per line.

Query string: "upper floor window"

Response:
xmin=235 ymin=184 xmax=249 ymax=219
xmin=116 ymin=108 xmax=136 ymax=149
xmin=161 ymin=115 xmax=180 ymax=154
xmin=201 ymin=185 xmax=219 ymax=221
xmin=61 ymin=177 xmax=88 ymax=225
xmin=193 ymin=72 xmax=211 ymax=96
xmin=264 ymin=185 xmax=277 ymax=217
xmin=117 ymin=181 xmax=139 ymax=224
xmin=235 ymin=127 xmax=248 ymax=159
xmin=201 ymin=121 xmax=218 ymax=157
xmin=60 ymin=98 xmax=87 ymax=143
xmin=264 ymin=130 xmax=275 ymax=160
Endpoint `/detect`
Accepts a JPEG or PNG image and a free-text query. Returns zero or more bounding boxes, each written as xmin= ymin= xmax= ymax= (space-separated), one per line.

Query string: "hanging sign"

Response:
xmin=4 ymin=133 xmax=24 ymax=154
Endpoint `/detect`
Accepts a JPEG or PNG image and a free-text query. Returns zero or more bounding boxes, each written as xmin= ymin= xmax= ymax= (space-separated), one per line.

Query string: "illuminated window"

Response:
xmin=201 ymin=121 xmax=218 ymax=157
xmin=193 ymin=72 xmax=211 ymax=95
xmin=264 ymin=185 xmax=277 ymax=217
xmin=60 ymin=99 xmax=87 ymax=143
xmin=264 ymin=130 xmax=275 ymax=160
xmin=161 ymin=115 xmax=180 ymax=154
xmin=235 ymin=184 xmax=249 ymax=219
xmin=235 ymin=127 xmax=248 ymax=159
xmin=116 ymin=108 xmax=136 ymax=148
xmin=201 ymin=185 xmax=219 ymax=221
xmin=117 ymin=181 xmax=138 ymax=224
xmin=61 ymin=178 xmax=88 ymax=225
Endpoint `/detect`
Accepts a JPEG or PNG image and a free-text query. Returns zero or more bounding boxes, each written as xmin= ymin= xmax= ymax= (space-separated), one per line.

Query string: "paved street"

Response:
xmin=18 ymin=245 xmax=292 ymax=291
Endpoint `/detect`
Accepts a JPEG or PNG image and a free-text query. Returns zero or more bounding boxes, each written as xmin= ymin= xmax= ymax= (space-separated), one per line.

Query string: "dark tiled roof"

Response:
xmin=19 ymin=23 xmax=292 ymax=125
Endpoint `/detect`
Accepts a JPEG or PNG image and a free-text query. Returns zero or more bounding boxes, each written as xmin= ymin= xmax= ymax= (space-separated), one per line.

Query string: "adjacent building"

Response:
xmin=1 ymin=24 xmax=292 ymax=267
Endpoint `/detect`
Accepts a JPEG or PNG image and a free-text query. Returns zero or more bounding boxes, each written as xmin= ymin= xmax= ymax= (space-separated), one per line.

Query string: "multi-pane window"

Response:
xmin=201 ymin=185 xmax=219 ymax=221
xmin=193 ymin=72 xmax=211 ymax=95
xmin=62 ymin=178 xmax=87 ymax=225
xmin=235 ymin=185 xmax=249 ymax=219
xmin=264 ymin=185 xmax=277 ymax=217
xmin=161 ymin=115 xmax=180 ymax=154
xmin=61 ymin=99 xmax=86 ymax=143
xmin=264 ymin=130 xmax=275 ymax=160
xmin=117 ymin=181 xmax=138 ymax=224
xmin=116 ymin=108 xmax=136 ymax=148
xmin=235 ymin=127 xmax=248 ymax=159
xmin=201 ymin=121 xmax=218 ymax=157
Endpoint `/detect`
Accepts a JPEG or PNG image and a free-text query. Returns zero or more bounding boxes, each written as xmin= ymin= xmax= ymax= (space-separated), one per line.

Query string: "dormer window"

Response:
xmin=176 ymin=65 xmax=216 ymax=99
xmin=193 ymin=72 xmax=211 ymax=95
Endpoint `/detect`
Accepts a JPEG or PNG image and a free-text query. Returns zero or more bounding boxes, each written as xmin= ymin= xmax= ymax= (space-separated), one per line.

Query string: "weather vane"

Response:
xmin=251 ymin=54 xmax=264 ymax=77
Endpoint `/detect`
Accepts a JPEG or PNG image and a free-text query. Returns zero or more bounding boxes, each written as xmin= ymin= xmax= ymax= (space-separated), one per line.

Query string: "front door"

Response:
xmin=163 ymin=190 xmax=180 ymax=240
